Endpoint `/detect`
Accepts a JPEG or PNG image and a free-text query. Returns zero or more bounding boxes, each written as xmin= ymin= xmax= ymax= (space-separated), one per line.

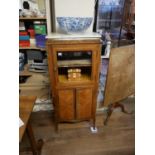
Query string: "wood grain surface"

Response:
xmin=19 ymin=97 xmax=135 ymax=155
xmin=103 ymin=45 xmax=135 ymax=106
xmin=19 ymin=96 xmax=37 ymax=142
xmin=58 ymin=89 xmax=75 ymax=120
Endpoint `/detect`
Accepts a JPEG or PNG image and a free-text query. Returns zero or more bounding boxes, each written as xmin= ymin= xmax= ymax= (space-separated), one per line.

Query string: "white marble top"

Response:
xmin=46 ymin=32 xmax=101 ymax=40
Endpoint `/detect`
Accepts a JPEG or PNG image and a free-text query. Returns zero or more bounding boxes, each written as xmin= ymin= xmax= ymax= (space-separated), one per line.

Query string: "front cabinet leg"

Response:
xmin=92 ymin=117 xmax=96 ymax=130
xmin=54 ymin=109 xmax=59 ymax=132
xmin=55 ymin=119 xmax=59 ymax=132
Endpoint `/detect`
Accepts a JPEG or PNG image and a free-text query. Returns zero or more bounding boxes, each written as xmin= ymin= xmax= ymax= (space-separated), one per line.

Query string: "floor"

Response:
xmin=20 ymin=97 xmax=135 ymax=155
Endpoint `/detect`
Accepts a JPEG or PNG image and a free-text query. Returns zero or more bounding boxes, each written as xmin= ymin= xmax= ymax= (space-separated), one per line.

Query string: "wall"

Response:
xmin=37 ymin=0 xmax=45 ymax=11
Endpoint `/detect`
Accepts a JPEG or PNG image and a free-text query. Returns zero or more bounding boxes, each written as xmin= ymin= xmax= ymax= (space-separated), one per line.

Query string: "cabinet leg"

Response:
xmin=53 ymin=107 xmax=58 ymax=132
xmin=92 ymin=118 xmax=96 ymax=130
xmin=90 ymin=118 xmax=98 ymax=133
xmin=55 ymin=120 xmax=59 ymax=132
xmin=55 ymin=117 xmax=59 ymax=132
xmin=54 ymin=111 xmax=59 ymax=132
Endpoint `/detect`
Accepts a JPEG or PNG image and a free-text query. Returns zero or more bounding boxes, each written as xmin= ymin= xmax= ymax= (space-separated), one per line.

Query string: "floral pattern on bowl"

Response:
xmin=57 ymin=17 xmax=93 ymax=33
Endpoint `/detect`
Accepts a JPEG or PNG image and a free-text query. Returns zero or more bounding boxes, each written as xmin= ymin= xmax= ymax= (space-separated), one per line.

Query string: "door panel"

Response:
xmin=76 ymin=88 xmax=93 ymax=119
xmin=58 ymin=89 xmax=75 ymax=120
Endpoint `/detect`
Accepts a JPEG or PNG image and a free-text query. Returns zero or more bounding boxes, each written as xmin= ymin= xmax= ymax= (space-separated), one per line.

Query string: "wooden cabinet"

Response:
xmin=46 ymin=33 xmax=101 ymax=130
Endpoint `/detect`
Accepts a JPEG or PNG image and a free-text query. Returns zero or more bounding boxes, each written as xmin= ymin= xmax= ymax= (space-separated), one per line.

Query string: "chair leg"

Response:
xmin=26 ymin=123 xmax=38 ymax=155
xmin=104 ymin=102 xmax=133 ymax=125
xmin=26 ymin=122 xmax=43 ymax=155
xmin=104 ymin=104 xmax=114 ymax=126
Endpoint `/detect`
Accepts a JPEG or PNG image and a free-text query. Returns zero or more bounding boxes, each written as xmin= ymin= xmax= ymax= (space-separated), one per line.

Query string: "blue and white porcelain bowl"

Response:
xmin=57 ymin=17 xmax=93 ymax=33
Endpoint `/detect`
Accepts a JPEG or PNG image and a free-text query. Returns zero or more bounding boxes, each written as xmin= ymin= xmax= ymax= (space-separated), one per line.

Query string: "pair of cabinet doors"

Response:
xmin=58 ymin=87 xmax=93 ymax=121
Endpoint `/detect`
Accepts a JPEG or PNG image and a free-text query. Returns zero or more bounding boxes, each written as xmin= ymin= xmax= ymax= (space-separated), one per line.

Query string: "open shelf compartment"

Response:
xmin=58 ymin=66 xmax=92 ymax=82
xmin=56 ymin=50 xmax=93 ymax=83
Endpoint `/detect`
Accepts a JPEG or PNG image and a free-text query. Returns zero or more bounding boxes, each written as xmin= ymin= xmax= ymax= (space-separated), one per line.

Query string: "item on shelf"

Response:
xmin=19 ymin=35 xmax=30 ymax=40
xmin=19 ymin=53 xmax=25 ymax=71
xmin=67 ymin=68 xmax=81 ymax=80
xmin=35 ymin=34 xmax=46 ymax=48
xmin=27 ymin=50 xmax=44 ymax=61
xmin=56 ymin=17 xmax=93 ymax=33
xmin=28 ymin=29 xmax=35 ymax=38
xmin=20 ymin=0 xmax=41 ymax=17
xmin=28 ymin=29 xmax=36 ymax=46
xmin=19 ymin=8 xmax=45 ymax=17
xmin=27 ymin=50 xmax=48 ymax=73
xmin=34 ymin=21 xmax=46 ymax=48
xmin=29 ymin=60 xmax=48 ymax=73
xmin=21 ymin=9 xmax=33 ymax=17
xmin=29 ymin=38 xmax=36 ymax=46
xmin=19 ymin=31 xmax=28 ymax=36
xmin=20 ymin=0 xmax=46 ymax=18
xmin=34 ymin=21 xmax=46 ymax=35
xmin=19 ymin=30 xmax=30 ymax=47
xmin=19 ymin=22 xmax=25 ymax=31
xmin=19 ymin=40 xmax=30 ymax=47
xmin=28 ymin=58 xmax=48 ymax=67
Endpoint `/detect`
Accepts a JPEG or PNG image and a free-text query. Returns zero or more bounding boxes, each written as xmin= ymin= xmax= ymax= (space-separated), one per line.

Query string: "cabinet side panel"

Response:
xmin=47 ymin=45 xmax=56 ymax=98
xmin=76 ymin=88 xmax=93 ymax=119
xmin=58 ymin=89 xmax=75 ymax=120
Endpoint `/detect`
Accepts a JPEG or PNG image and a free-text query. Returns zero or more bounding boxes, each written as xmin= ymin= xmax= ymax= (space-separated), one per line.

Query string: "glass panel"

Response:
xmin=96 ymin=0 xmax=125 ymax=40
xmin=56 ymin=51 xmax=92 ymax=82
xmin=57 ymin=50 xmax=92 ymax=60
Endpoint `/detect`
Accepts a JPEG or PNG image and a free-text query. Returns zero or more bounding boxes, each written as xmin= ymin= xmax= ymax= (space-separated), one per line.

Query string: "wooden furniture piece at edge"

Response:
xmin=19 ymin=96 xmax=43 ymax=155
xmin=102 ymin=45 xmax=135 ymax=125
xmin=47 ymin=37 xmax=101 ymax=131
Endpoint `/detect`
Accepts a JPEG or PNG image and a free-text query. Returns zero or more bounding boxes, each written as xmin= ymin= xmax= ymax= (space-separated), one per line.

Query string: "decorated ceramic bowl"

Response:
xmin=57 ymin=17 xmax=93 ymax=33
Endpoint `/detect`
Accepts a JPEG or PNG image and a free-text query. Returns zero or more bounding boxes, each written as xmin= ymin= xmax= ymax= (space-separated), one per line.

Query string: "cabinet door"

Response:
xmin=58 ymin=89 xmax=75 ymax=120
xmin=52 ymin=44 xmax=99 ymax=85
xmin=76 ymin=88 xmax=93 ymax=120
